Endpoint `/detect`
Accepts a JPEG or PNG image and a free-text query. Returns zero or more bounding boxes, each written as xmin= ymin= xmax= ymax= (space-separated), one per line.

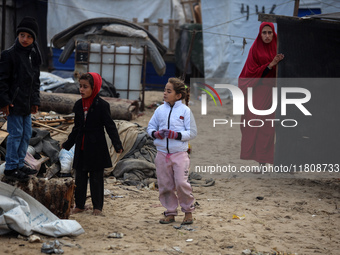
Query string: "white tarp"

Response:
xmin=40 ymin=71 xmax=75 ymax=91
xmin=201 ymin=0 xmax=295 ymax=91
xmin=47 ymin=0 xmax=187 ymax=49
xmin=321 ymin=0 xmax=340 ymax=13
xmin=0 ymin=181 xmax=84 ymax=237
xmin=300 ymin=0 xmax=340 ymax=9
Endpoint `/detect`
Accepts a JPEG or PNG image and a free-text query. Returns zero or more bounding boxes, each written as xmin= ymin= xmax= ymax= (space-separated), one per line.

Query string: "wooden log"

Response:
xmin=39 ymin=92 xmax=139 ymax=121
xmin=1 ymin=176 xmax=75 ymax=219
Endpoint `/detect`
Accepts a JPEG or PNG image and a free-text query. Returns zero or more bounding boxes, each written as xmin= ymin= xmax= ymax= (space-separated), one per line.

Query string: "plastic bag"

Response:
xmin=59 ymin=145 xmax=75 ymax=174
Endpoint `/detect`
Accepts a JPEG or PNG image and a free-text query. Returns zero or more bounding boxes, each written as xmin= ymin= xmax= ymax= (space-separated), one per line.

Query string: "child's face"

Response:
xmin=18 ymin=32 xmax=34 ymax=47
xmin=79 ymin=79 xmax=93 ymax=99
xmin=164 ymin=82 xmax=181 ymax=106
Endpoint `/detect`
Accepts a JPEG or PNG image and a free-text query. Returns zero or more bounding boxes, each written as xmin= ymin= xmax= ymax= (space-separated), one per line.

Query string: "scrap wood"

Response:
xmin=37 ymin=156 xmax=50 ymax=165
xmin=35 ymin=118 xmax=66 ymax=126
xmin=0 ymin=119 xmax=5 ymax=129
xmin=32 ymin=120 xmax=69 ymax=135
xmin=44 ymin=163 xmax=61 ymax=180
xmin=0 ymin=129 xmax=8 ymax=144
xmin=35 ymin=122 xmax=62 ymax=127
xmin=50 ymin=124 xmax=71 ymax=137
xmin=1 ymin=121 xmax=7 ymax=131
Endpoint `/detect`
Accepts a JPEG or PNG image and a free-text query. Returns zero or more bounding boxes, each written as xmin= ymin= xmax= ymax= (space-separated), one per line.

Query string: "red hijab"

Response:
xmin=238 ymin=22 xmax=277 ymax=94
xmin=82 ymin=72 xmax=102 ymax=113
xmin=80 ymin=72 xmax=102 ymax=150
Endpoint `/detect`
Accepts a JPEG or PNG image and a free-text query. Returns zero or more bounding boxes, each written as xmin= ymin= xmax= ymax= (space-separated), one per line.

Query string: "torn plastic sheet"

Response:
xmin=40 ymin=71 xmax=75 ymax=91
xmin=0 ymin=182 xmax=84 ymax=237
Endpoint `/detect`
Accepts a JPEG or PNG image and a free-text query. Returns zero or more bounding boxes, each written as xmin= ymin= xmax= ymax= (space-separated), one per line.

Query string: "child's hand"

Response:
xmin=154 ymin=130 xmax=165 ymax=139
xmin=0 ymin=104 xmax=13 ymax=116
xmin=31 ymin=105 xmax=38 ymax=114
xmin=164 ymin=129 xmax=178 ymax=139
xmin=117 ymin=149 xmax=123 ymax=154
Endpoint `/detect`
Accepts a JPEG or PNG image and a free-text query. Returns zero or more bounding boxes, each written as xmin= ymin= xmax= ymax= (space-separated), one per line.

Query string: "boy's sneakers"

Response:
xmin=19 ymin=165 xmax=38 ymax=175
xmin=4 ymin=169 xmax=29 ymax=181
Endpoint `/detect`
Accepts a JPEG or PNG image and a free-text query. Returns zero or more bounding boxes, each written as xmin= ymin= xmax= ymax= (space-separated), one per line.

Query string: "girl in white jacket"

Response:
xmin=147 ymin=77 xmax=197 ymax=225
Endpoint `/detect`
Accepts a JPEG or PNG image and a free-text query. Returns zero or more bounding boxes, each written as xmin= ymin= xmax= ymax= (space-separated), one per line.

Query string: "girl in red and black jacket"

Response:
xmin=62 ymin=72 xmax=123 ymax=216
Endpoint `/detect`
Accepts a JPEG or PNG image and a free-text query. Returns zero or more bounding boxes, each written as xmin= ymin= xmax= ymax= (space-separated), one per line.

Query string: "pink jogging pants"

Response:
xmin=155 ymin=151 xmax=195 ymax=216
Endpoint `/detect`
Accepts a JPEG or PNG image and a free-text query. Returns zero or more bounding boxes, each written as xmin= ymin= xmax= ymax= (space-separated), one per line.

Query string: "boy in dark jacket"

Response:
xmin=0 ymin=16 xmax=41 ymax=181
xmin=62 ymin=72 xmax=123 ymax=216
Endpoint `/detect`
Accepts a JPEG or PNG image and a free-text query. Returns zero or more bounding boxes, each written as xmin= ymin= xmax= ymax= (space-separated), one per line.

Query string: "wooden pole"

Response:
xmin=169 ymin=19 xmax=175 ymax=51
xmin=158 ymin=18 xmax=164 ymax=44
xmin=143 ymin=18 xmax=149 ymax=31
xmin=32 ymin=121 xmax=69 ymax=135
xmin=293 ymin=0 xmax=300 ymax=17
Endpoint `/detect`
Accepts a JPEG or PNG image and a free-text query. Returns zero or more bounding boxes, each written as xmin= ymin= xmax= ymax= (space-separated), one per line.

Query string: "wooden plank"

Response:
xmin=0 ymin=129 xmax=8 ymax=145
xmin=34 ymin=118 xmax=66 ymax=127
xmin=258 ymin=13 xmax=300 ymax=23
xmin=1 ymin=121 xmax=7 ymax=131
xmin=258 ymin=13 xmax=339 ymax=25
xmin=32 ymin=121 xmax=69 ymax=135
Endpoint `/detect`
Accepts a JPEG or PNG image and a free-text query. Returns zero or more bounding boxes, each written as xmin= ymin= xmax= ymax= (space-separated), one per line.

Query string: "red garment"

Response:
xmin=82 ymin=72 xmax=102 ymax=113
xmin=238 ymin=22 xmax=277 ymax=164
xmin=81 ymin=72 xmax=102 ymax=150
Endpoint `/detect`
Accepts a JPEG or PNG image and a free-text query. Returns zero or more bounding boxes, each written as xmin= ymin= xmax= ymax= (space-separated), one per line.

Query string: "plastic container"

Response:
xmin=88 ymin=43 xmax=143 ymax=100
xmin=52 ymin=48 xmax=75 ymax=71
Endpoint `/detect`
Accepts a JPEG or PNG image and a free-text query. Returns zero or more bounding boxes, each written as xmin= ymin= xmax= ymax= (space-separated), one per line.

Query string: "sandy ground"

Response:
xmin=0 ymin=91 xmax=339 ymax=255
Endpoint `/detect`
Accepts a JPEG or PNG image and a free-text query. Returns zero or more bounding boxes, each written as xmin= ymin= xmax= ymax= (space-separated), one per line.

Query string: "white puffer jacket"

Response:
xmin=147 ymin=100 xmax=197 ymax=154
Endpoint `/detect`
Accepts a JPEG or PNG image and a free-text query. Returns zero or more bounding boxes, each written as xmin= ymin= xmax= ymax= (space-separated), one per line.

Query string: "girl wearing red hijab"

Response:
xmin=62 ymin=72 xmax=123 ymax=215
xmin=238 ymin=22 xmax=284 ymax=170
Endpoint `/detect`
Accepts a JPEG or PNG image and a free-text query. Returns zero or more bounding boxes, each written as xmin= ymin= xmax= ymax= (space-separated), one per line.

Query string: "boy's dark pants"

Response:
xmin=74 ymin=168 xmax=104 ymax=211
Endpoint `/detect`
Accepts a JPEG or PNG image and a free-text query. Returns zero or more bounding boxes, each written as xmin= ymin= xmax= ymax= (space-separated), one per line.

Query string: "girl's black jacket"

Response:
xmin=62 ymin=95 xmax=123 ymax=171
